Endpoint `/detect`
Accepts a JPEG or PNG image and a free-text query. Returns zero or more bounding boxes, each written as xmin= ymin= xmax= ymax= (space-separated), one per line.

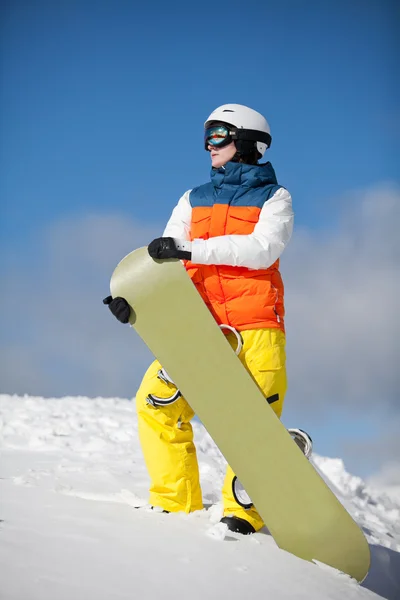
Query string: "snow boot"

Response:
xmin=220 ymin=516 xmax=256 ymax=535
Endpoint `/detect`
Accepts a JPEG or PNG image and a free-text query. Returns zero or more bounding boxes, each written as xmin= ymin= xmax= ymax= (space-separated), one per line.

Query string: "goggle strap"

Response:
xmin=231 ymin=128 xmax=272 ymax=148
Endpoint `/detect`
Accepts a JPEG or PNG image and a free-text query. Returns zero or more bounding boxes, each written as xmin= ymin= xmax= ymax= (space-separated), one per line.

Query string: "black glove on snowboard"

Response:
xmin=148 ymin=237 xmax=191 ymax=260
xmin=103 ymin=296 xmax=131 ymax=324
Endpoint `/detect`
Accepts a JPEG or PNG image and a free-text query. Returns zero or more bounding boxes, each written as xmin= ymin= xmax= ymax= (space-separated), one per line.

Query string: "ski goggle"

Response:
xmin=204 ymin=125 xmax=234 ymax=150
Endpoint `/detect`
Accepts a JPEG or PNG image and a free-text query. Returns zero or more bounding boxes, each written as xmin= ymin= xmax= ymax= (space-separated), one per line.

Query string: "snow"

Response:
xmin=0 ymin=394 xmax=399 ymax=600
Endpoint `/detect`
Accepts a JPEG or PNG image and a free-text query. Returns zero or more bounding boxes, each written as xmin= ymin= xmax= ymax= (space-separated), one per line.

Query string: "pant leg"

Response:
xmin=222 ymin=328 xmax=287 ymax=531
xmin=136 ymin=359 xmax=203 ymax=513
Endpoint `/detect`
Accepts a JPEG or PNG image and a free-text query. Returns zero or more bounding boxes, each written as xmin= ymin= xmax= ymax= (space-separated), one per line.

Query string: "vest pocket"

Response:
xmin=191 ymin=212 xmax=211 ymax=240
xmin=226 ymin=208 xmax=259 ymax=235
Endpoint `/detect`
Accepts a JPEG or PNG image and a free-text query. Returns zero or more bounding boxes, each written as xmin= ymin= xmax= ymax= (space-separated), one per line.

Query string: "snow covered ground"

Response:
xmin=0 ymin=394 xmax=399 ymax=600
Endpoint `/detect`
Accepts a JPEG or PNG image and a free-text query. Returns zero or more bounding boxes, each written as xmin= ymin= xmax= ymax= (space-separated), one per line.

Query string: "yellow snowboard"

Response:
xmin=110 ymin=247 xmax=370 ymax=582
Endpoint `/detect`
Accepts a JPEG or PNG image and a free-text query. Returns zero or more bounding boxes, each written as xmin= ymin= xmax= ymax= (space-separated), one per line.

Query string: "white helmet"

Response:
xmin=204 ymin=103 xmax=271 ymax=157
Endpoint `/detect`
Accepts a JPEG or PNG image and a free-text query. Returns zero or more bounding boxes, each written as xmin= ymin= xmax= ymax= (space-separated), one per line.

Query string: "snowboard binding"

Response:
xmin=146 ymin=368 xmax=182 ymax=408
xmin=288 ymin=428 xmax=313 ymax=459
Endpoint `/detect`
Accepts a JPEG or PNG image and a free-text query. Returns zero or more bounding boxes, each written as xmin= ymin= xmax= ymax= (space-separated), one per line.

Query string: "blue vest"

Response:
xmin=190 ymin=161 xmax=282 ymax=208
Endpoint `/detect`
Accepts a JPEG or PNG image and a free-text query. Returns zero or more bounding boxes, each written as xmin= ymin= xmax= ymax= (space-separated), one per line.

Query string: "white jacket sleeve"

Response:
xmin=162 ymin=190 xmax=192 ymax=240
xmin=191 ymin=187 xmax=294 ymax=269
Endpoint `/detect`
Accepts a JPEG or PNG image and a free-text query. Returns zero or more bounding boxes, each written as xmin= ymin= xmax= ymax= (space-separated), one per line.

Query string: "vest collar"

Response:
xmin=210 ymin=161 xmax=278 ymax=189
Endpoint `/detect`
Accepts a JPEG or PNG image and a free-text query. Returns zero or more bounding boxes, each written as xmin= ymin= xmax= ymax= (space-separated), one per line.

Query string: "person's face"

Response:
xmin=208 ymin=141 xmax=237 ymax=168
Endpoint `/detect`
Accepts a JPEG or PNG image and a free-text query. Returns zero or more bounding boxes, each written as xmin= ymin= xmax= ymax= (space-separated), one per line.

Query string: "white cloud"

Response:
xmin=1 ymin=185 xmax=399 ymax=418
xmin=283 ymin=183 xmax=400 ymax=414
xmin=0 ymin=213 xmax=161 ymax=397
xmin=368 ymin=463 xmax=400 ymax=488
xmin=1 ymin=183 xmax=399 ymax=478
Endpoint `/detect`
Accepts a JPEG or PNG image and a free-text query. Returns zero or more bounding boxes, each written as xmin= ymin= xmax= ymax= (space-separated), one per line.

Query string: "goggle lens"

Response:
xmin=204 ymin=125 xmax=231 ymax=148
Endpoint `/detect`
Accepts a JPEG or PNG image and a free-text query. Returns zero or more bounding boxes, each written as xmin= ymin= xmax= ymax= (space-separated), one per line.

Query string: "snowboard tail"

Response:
xmin=110 ymin=247 xmax=370 ymax=582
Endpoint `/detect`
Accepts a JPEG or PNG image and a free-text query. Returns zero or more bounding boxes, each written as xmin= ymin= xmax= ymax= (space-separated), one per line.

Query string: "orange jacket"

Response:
xmin=181 ymin=162 xmax=291 ymax=332
xmin=186 ymin=210 xmax=285 ymax=331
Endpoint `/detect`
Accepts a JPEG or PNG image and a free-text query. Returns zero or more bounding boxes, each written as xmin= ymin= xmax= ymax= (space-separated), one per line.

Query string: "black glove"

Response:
xmin=148 ymin=237 xmax=191 ymax=260
xmin=103 ymin=296 xmax=131 ymax=324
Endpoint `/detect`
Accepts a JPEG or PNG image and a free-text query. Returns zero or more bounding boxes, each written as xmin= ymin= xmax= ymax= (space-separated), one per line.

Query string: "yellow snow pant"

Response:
xmin=135 ymin=327 xmax=287 ymax=531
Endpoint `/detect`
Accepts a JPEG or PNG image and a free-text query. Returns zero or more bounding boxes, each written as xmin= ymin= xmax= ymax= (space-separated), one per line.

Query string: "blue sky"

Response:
xmin=1 ymin=0 xmax=399 ymax=480
xmin=1 ymin=0 xmax=398 ymax=239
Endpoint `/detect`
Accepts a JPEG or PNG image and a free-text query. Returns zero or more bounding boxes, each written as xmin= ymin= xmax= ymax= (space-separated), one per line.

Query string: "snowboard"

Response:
xmin=109 ymin=247 xmax=370 ymax=582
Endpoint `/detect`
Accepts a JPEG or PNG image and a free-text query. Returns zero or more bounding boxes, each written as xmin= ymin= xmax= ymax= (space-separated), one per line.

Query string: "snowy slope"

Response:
xmin=0 ymin=394 xmax=399 ymax=600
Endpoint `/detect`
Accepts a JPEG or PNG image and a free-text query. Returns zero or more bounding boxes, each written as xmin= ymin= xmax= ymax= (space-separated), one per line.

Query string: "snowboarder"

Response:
xmin=104 ymin=104 xmax=294 ymax=534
